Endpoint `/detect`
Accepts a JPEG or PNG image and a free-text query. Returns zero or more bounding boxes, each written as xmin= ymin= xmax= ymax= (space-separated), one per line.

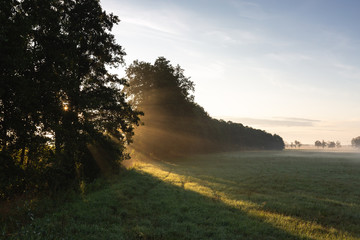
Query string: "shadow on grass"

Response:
xmin=11 ymin=169 xmax=315 ymax=240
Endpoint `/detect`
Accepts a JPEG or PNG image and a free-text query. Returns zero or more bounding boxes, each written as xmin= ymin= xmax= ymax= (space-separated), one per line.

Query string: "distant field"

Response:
xmin=7 ymin=150 xmax=360 ymax=239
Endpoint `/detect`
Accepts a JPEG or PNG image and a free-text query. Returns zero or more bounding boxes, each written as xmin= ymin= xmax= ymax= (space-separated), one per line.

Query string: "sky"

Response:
xmin=101 ymin=0 xmax=360 ymax=145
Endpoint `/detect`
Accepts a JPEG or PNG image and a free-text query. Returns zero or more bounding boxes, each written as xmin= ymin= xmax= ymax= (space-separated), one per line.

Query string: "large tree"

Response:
xmin=1 ymin=0 xmax=140 ymax=195
xmin=124 ymin=57 xmax=199 ymax=156
xmin=125 ymin=57 xmax=195 ymax=117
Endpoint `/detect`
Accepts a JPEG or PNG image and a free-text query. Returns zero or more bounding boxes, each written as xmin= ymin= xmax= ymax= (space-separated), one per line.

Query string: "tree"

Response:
xmin=125 ymin=57 xmax=195 ymax=116
xmin=124 ymin=57 xmax=199 ymax=156
xmin=0 ymin=0 xmax=34 ymax=154
xmin=336 ymin=141 xmax=341 ymax=148
xmin=294 ymin=140 xmax=302 ymax=148
xmin=321 ymin=140 xmax=327 ymax=148
xmin=351 ymin=136 xmax=360 ymax=148
xmin=1 ymin=0 xmax=141 ymax=196
xmin=315 ymin=140 xmax=322 ymax=148
xmin=327 ymin=141 xmax=335 ymax=148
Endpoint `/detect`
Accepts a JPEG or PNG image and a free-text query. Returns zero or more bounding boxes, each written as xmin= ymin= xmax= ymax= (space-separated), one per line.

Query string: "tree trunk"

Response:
xmin=20 ymin=144 xmax=26 ymax=166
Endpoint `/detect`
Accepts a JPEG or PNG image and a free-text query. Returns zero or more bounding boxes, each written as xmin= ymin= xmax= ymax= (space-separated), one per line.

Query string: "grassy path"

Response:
xmin=5 ymin=150 xmax=360 ymax=239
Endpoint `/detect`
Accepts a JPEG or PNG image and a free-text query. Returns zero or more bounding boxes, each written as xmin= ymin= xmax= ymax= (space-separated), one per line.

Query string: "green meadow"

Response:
xmin=4 ymin=150 xmax=360 ymax=240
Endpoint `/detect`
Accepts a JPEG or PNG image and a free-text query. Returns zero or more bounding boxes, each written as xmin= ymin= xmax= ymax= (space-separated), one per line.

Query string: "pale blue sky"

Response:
xmin=101 ymin=0 xmax=360 ymax=144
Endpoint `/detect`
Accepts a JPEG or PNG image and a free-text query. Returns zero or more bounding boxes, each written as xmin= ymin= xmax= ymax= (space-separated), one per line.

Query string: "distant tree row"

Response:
xmin=314 ymin=140 xmax=341 ymax=148
xmin=124 ymin=57 xmax=285 ymax=157
xmin=288 ymin=140 xmax=302 ymax=148
xmin=314 ymin=138 xmax=360 ymax=148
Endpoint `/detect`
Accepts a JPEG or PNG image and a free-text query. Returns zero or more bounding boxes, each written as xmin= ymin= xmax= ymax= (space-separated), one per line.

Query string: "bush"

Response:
xmin=0 ymin=153 xmax=25 ymax=200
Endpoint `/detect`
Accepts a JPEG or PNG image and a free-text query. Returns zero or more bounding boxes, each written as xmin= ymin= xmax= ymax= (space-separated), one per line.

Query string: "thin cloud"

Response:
xmin=333 ymin=62 xmax=360 ymax=80
xmin=220 ymin=117 xmax=319 ymax=127
xmin=266 ymin=53 xmax=312 ymax=62
xmin=205 ymin=29 xmax=259 ymax=46
xmin=105 ymin=1 xmax=191 ymax=37
xmin=124 ymin=17 xmax=180 ymax=36
xmin=273 ymin=117 xmax=320 ymax=123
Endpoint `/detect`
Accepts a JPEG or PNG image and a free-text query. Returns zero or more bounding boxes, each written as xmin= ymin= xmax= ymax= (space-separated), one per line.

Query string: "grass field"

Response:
xmin=4 ymin=150 xmax=360 ymax=239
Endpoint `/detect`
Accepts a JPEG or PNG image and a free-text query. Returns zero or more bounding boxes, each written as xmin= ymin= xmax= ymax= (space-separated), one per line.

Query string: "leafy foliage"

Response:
xmin=327 ymin=141 xmax=336 ymax=148
xmin=351 ymin=136 xmax=360 ymax=148
xmin=315 ymin=140 xmax=322 ymax=148
xmin=0 ymin=0 xmax=140 ymax=199
xmin=124 ymin=57 xmax=284 ymax=157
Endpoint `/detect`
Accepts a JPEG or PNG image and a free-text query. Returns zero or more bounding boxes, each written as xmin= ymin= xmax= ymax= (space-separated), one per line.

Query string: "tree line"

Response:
xmin=314 ymin=137 xmax=360 ymax=148
xmin=124 ymin=57 xmax=285 ymax=157
xmin=288 ymin=138 xmax=360 ymax=149
xmin=287 ymin=140 xmax=302 ymax=148
xmin=314 ymin=140 xmax=341 ymax=148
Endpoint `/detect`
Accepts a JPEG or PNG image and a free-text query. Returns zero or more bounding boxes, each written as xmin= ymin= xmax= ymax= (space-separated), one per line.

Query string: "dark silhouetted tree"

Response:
xmin=351 ymin=136 xmax=360 ymax=148
xmin=1 ymin=0 xmax=140 ymax=198
xmin=327 ymin=141 xmax=335 ymax=148
xmin=315 ymin=140 xmax=322 ymax=148
xmin=294 ymin=140 xmax=302 ymax=148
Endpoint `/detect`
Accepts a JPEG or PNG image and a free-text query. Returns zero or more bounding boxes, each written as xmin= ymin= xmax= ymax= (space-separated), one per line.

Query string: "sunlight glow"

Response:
xmin=62 ymin=101 xmax=69 ymax=111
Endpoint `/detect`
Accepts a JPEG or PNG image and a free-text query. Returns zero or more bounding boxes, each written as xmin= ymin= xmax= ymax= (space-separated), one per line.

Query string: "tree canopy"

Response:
xmin=351 ymin=136 xmax=360 ymax=148
xmin=0 ymin=0 xmax=140 ymax=198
